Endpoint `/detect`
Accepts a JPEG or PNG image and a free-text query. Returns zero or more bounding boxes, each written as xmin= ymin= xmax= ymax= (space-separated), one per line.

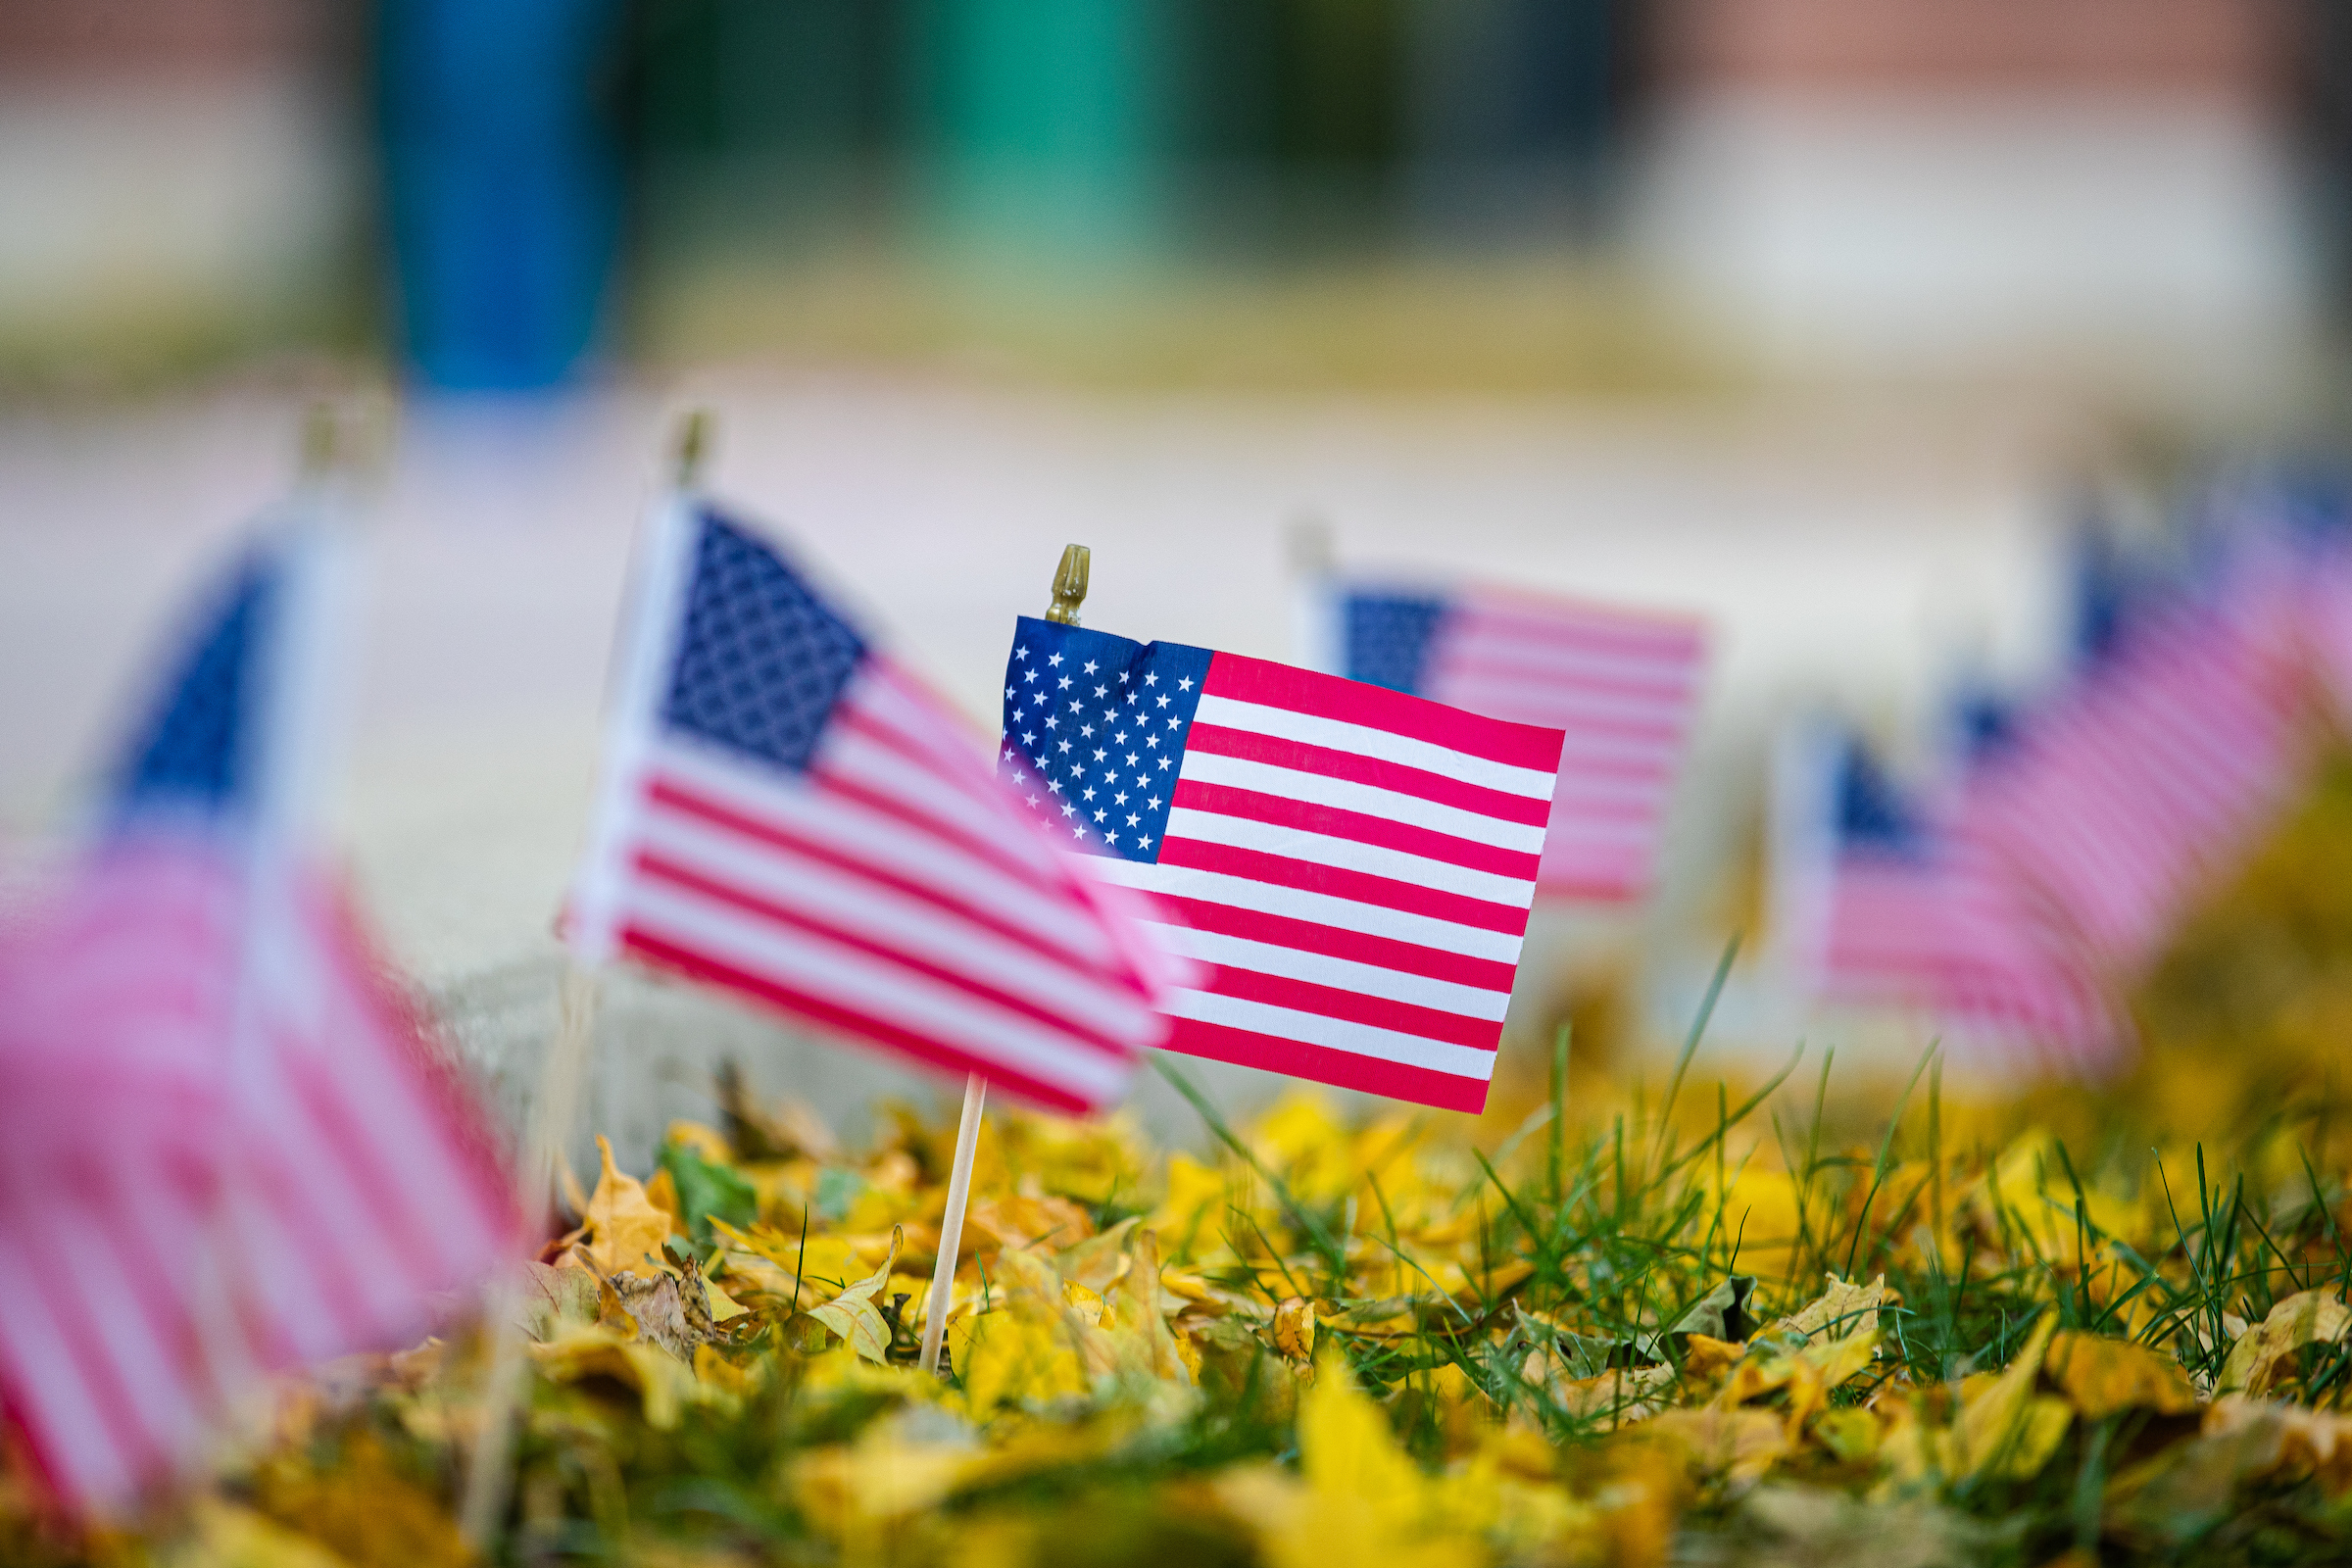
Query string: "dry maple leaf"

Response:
xmin=578 ymin=1134 xmax=677 ymax=1279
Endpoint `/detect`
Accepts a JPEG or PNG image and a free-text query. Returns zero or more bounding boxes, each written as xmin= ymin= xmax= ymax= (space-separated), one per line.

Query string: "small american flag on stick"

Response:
xmin=1328 ymin=583 xmax=1705 ymax=902
xmin=568 ymin=506 xmax=1170 ymax=1113
xmin=1774 ymin=725 xmax=2115 ymax=1070
xmin=0 ymin=526 xmax=519 ymax=1510
xmin=1000 ymin=615 xmax=1566 ymax=1114
xmin=1955 ymin=555 xmax=2307 ymax=971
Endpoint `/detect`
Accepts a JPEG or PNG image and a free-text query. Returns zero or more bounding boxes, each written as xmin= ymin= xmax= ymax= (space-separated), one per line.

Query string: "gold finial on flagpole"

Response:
xmin=1046 ymin=544 xmax=1090 ymax=625
xmin=674 ymin=409 xmax=714 ymax=490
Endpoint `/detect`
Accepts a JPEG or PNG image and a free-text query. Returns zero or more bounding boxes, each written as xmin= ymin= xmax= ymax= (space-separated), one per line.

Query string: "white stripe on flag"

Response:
xmin=1141 ymin=921 xmax=1512 ymax=1019
xmin=1163 ymin=807 xmax=1539 ymax=905
xmin=1165 ymin=988 xmax=1500 ymax=1079
xmin=1088 ymin=856 xmax=1526 ymax=964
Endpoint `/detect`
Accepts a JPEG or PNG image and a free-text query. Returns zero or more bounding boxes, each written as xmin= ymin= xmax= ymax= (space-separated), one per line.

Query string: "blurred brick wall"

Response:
xmin=1655 ymin=0 xmax=2294 ymax=105
xmin=0 ymin=0 xmax=348 ymax=78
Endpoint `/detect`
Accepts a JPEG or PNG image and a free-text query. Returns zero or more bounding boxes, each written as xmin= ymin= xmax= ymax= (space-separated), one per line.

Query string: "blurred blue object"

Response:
xmin=378 ymin=0 xmax=625 ymax=390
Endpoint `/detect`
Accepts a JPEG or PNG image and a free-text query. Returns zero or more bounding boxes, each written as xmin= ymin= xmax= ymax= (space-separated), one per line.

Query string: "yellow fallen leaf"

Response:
xmin=1813 ymin=1406 xmax=1879 ymax=1462
xmin=1061 ymin=1279 xmax=1106 ymax=1329
xmin=1683 ymin=1334 xmax=1747 ymax=1380
xmin=2204 ymin=1395 xmax=2352 ymax=1494
xmin=180 ymin=1497 xmax=353 ymax=1568
xmin=1551 ymin=1365 xmax=1677 ymax=1422
xmin=665 ymin=1117 xmax=734 ymax=1165
xmin=582 ymin=1135 xmax=677 ymax=1279
xmin=1949 ymin=1312 xmax=2070 ymax=1481
xmin=954 ymin=1307 xmax=1090 ymax=1414
xmin=1647 ymin=1406 xmax=1791 ymax=1486
xmin=1272 ymin=1297 xmax=1317 ymax=1362
xmin=1111 ymin=1228 xmax=1194 ymax=1384
xmin=2218 ymin=1290 xmax=2352 ymax=1396
xmin=643 ymin=1165 xmax=682 ymax=1229
xmin=808 ymin=1225 xmax=905 ymax=1363
xmin=1149 ymin=1152 xmax=1231 ymax=1246
xmin=704 ymin=1274 xmax=749 ymax=1323
xmin=1774 ymin=1274 xmax=1901 ymax=1343
xmin=1243 ymin=1348 xmax=1481 ymax=1568
xmin=529 ymin=1325 xmax=696 ymax=1428
xmin=248 ymin=1435 xmax=469 ymax=1568
xmin=2045 ymin=1331 xmax=2198 ymax=1419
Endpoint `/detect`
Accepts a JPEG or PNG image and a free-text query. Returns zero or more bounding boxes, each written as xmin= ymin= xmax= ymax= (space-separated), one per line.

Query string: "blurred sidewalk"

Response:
xmin=0 ymin=377 xmax=2084 ymax=1162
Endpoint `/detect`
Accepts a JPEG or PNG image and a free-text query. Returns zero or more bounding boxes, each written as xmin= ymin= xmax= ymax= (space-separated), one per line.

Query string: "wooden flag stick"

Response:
xmin=460 ymin=966 xmax=599 ymax=1546
xmin=916 ymin=543 xmax=1091 ymax=1377
xmin=917 ymin=1072 xmax=986 ymax=1375
xmin=464 ymin=414 xmax=709 ymax=1542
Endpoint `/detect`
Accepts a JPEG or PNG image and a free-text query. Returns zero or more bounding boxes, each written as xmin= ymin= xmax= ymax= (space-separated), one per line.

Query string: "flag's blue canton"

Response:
xmin=2069 ymin=526 xmax=2138 ymax=663
xmin=116 ymin=555 xmax=275 ymax=815
xmin=1342 ymin=592 xmax=1447 ymax=695
xmin=1952 ymin=691 xmax=2017 ymax=760
xmin=1837 ymin=740 xmax=1924 ymax=857
xmin=998 ymin=615 xmax=1211 ymax=862
xmin=662 ymin=511 xmax=866 ymax=773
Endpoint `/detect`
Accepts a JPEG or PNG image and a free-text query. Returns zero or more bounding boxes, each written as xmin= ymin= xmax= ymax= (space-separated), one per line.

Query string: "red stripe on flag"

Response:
xmin=1203 ymin=651 xmax=1567 ymax=773
xmin=1162 ymin=1017 xmax=1494 ymax=1113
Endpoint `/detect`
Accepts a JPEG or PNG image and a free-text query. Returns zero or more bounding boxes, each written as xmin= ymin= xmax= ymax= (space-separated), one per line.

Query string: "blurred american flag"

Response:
xmin=0 ymin=527 xmax=518 ymax=1510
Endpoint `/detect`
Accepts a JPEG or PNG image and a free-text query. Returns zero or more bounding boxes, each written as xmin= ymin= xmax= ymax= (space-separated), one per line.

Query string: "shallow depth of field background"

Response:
xmin=3 ymin=0 xmax=2348 ymax=1164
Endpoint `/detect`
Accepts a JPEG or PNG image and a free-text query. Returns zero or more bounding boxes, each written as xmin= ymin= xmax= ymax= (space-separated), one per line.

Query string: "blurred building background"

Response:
xmin=4 ymin=1 xmax=2351 ymax=1152
xmin=1 ymin=0 xmax=2341 ymax=403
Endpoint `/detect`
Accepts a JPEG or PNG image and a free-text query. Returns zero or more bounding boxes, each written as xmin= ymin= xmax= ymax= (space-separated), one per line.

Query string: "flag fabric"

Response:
xmin=1000 ymin=614 xmax=1567 ymax=1114
xmin=1954 ymin=555 xmax=2307 ymax=971
xmin=1330 ymin=583 xmax=1705 ymax=902
xmin=1774 ymin=726 xmax=2114 ymax=1069
xmin=567 ymin=505 xmax=1169 ymax=1115
xmin=2297 ymin=534 xmax=2352 ymax=725
xmin=0 ymin=529 xmax=519 ymax=1511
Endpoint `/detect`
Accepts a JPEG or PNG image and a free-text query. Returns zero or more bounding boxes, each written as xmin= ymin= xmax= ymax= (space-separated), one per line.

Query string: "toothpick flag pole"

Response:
xmin=916 ymin=543 xmax=1092 ymax=1377
xmin=462 ymin=412 xmax=714 ymax=1546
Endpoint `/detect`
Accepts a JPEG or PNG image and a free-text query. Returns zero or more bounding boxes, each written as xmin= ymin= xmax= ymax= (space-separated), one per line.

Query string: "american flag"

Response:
xmin=1331 ymin=584 xmax=1705 ymax=902
xmin=0 ymin=528 xmax=519 ymax=1510
xmin=1774 ymin=726 xmax=2114 ymax=1067
xmin=567 ymin=506 xmax=1169 ymax=1114
xmin=1955 ymin=553 xmax=2307 ymax=970
xmin=1000 ymin=615 xmax=1566 ymax=1114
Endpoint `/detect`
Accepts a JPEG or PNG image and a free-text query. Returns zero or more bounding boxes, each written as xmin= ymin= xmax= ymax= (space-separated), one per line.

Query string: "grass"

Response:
xmin=21 ymin=765 xmax=2352 ymax=1566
